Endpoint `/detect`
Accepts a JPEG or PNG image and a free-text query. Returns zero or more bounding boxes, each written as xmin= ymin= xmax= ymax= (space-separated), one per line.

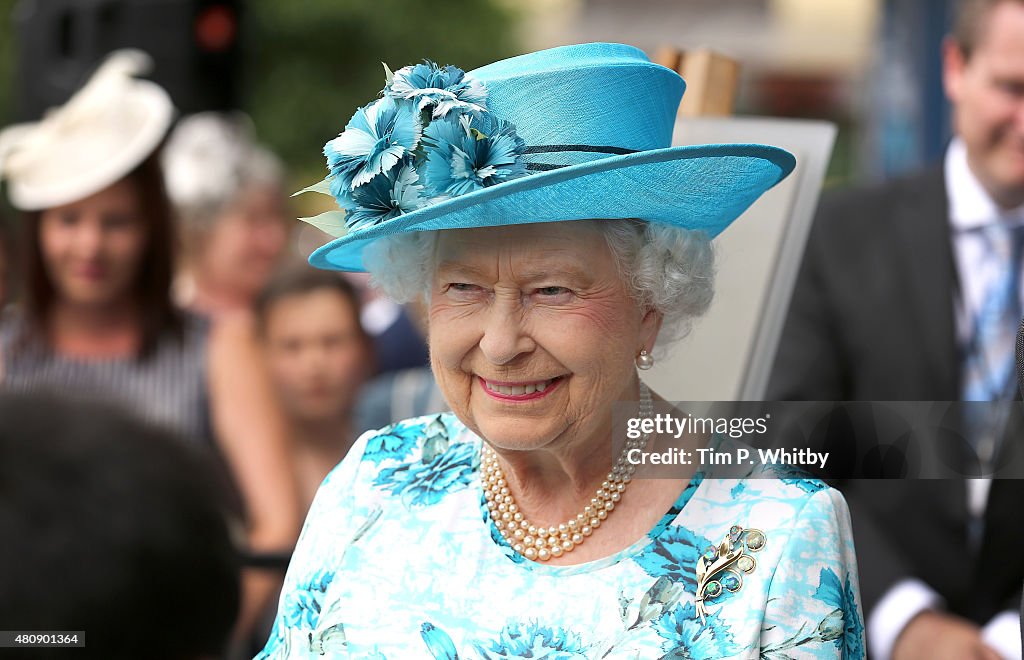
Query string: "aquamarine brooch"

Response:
xmin=695 ymin=525 xmax=766 ymax=623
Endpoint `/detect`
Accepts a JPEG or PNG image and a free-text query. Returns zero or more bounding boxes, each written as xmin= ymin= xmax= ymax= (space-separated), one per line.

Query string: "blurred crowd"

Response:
xmin=0 ymin=52 xmax=445 ymax=659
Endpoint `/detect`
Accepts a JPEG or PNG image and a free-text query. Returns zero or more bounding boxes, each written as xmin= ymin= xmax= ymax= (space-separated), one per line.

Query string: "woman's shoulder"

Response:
xmin=698 ymin=464 xmax=838 ymax=514
xmin=289 ymin=412 xmax=478 ymax=566
xmin=314 ymin=412 xmax=476 ymax=504
xmin=689 ymin=445 xmax=849 ymax=552
xmin=356 ymin=412 xmax=472 ymax=466
xmin=697 ymin=433 xmax=838 ymax=508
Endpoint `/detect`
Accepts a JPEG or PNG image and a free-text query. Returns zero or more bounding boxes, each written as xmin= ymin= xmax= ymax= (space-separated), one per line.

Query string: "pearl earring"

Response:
xmin=636 ymin=349 xmax=654 ymax=370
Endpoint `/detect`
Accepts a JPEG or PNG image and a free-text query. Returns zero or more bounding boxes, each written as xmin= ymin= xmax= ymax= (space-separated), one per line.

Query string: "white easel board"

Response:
xmin=641 ymin=117 xmax=837 ymax=401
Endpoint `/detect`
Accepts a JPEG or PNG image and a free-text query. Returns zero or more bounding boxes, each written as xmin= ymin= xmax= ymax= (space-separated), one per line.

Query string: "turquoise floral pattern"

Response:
xmin=280 ymin=569 xmax=334 ymax=629
xmin=372 ymin=418 xmax=476 ymax=507
xmin=635 ymin=525 xmax=712 ymax=593
xmin=813 ymin=568 xmax=865 ymax=659
xmin=654 ymin=602 xmax=738 ymax=659
xmin=472 ymin=620 xmax=591 ymax=659
xmin=760 ymin=552 xmax=864 ymax=658
xmin=256 ymin=413 xmax=865 ymax=659
xmin=781 ymin=477 xmax=828 ymax=494
xmin=363 ymin=417 xmax=427 ymax=465
xmin=420 ymin=622 xmax=459 ymax=660
xmin=420 ymin=618 xmax=592 ymax=660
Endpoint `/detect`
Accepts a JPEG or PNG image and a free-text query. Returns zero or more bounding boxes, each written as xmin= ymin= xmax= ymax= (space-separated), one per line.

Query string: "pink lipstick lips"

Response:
xmin=478 ymin=375 xmax=563 ymax=402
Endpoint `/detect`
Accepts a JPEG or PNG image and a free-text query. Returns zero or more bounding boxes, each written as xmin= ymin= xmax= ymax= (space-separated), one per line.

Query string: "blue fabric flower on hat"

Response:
xmin=324 ymin=95 xmax=422 ymax=194
xmin=344 ymin=160 xmax=426 ymax=231
xmin=309 ymin=58 xmax=529 ymax=236
xmin=385 ymin=60 xmax=487 ymax=118
xmin=423 ymin=112 xmax=527 ymax=198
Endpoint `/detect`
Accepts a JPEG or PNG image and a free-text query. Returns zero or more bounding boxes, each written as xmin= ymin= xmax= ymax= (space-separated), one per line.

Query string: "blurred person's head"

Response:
xmin=0 ymin=391 xmax=240 ymax=660
xmin=256 ymin=267 xmax=373 ymax=427
xmin=945 ymin=0 xmax=1024 ymax=208
xmin=0 ymin=50 xmax=180 ymax=356
xmin=163 ymin=113 xmax=290 ymax=312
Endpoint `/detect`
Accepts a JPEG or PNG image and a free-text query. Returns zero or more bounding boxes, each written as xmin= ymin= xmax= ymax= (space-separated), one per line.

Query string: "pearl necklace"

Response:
xmin=481 ymin=381 xmax=653 ymax=561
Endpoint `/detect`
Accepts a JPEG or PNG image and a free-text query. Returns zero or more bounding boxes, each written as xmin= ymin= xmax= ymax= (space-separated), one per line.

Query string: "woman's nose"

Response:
xmin=74 ymin=218 xmax=105 ymax=255
xmin=477 ymin=298 xmax=536 ymax=365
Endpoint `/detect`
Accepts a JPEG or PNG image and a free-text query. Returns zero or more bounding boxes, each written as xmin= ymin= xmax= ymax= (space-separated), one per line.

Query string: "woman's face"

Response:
xmin=39 ymin=178 xmax=147 ymax=307
xmin=263 ymin=288 xmax=369 ymax=424
xmin=199 ymin=185 xmax=289 ymax=301
xmin=429 ymin=221 xmax=661 ymax=453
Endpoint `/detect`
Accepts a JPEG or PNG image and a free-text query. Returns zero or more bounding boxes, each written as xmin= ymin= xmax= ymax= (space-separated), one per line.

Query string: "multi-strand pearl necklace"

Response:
xmin=481 ymin=381 xmax=653 ymax=561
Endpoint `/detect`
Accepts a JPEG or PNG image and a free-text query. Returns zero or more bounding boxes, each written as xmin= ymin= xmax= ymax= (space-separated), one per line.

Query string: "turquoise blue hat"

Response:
xmin=302 ymin=42 xmax=795 ymax=272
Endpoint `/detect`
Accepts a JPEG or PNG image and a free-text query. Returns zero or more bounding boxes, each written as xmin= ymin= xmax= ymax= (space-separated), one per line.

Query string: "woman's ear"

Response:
xmin=639 ymin=307 xmax=663 ymax=353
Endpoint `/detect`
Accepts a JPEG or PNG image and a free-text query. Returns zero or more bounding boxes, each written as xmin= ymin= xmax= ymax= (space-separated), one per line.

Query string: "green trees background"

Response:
xmin=0 ymin=0 xmax=15 ymax=130
xmin=244 ymin=0 xmax=520 ymax=180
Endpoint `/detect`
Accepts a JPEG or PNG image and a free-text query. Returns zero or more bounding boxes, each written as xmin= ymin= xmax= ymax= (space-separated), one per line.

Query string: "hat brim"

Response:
xmin=309 ymin=143 xmax=795 ymax=272
xmin=8 ymin=81 xmax=173 ymax=211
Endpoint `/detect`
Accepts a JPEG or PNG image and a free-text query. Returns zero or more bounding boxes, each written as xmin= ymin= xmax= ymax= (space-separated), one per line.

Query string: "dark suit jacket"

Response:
xmin=767 ymin=165 xmax=1024 ymax=627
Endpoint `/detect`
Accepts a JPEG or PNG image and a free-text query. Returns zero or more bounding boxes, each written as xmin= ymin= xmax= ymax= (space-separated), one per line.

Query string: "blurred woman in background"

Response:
xmin=162 ymin=112 xmax=291 ymax=317
xmin=256 ymin=267 xmax=374 ymax=515
xmin=0 ymin=51 xmax=300 ymax=644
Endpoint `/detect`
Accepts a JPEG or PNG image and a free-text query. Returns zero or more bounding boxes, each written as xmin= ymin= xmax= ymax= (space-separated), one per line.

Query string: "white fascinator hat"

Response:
xmin=0 ymin=49 xmax=174 ymax=211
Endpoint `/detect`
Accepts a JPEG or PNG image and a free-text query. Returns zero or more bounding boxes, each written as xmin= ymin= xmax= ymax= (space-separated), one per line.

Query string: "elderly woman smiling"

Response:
xmin=258 ymin=44 xmax=864 ymax=659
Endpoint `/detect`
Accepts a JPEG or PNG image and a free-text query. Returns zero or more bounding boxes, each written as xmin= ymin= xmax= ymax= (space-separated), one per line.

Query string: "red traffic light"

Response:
xmin=194 ymin=4 xmax=236 ymax=53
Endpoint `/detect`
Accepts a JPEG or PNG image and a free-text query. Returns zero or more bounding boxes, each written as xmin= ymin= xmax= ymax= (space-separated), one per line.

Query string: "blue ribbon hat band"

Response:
xmin=300 ymin=42 xmax=796 ymax=273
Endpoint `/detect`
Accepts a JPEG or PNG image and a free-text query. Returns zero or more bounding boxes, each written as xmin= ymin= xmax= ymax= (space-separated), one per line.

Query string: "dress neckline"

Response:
xmin=473 ymin=433 xmax=706 ymax=576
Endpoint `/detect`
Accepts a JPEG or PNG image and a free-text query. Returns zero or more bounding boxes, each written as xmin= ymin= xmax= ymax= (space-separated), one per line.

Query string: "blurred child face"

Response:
xmin=200 ymin=185 xmax=289 ymax=303
xmin=263 ymin=288 xmax=369 ymax=424
xmin=39 ymin=179 xmax=147 ymax=308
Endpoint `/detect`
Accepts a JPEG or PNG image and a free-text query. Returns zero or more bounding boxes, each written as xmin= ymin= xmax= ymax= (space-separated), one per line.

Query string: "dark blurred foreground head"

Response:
xmin=0 ymin=392 xmax=240 ymax=660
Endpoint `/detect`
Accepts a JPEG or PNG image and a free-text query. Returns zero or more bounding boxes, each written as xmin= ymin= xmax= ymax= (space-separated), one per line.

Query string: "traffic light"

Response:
xmin=13 ymin=0 xmax=242 ymax=121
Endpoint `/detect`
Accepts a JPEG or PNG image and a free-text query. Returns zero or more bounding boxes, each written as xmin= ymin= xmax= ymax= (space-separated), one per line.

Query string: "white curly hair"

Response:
xmin=361 ymin=219 xmax=715 ymax=355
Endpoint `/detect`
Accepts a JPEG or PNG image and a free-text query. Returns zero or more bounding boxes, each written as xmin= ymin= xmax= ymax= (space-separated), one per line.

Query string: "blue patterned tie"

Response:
xmin=961 ymin=221 xmax=1024 ymax=465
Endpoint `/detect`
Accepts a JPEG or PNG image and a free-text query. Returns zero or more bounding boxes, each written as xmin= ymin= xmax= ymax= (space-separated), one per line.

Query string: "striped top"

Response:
xmin=0 ymin=308 xmax=212 ymax=444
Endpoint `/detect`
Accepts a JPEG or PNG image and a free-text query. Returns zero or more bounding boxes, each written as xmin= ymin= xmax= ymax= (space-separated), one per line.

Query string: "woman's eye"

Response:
xmin=102 ymin=213 xmax=137 ymax=231
xmin=996 ymin=79 xmax=1024 ymax=98
xmin=536 ymin=286 xmax=571 ymax=297
xmin=445 ymin=283 xmax=486 ymax=299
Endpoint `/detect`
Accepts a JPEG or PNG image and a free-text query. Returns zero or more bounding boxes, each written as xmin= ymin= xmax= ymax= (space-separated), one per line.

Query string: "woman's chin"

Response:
xmin=60 ymin=284 xmax=127 ymax=307
xmin=472 ymin=418 xmax=562 ymax=453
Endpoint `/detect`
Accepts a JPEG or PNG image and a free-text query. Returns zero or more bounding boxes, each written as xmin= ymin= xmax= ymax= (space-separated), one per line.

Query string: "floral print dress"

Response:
xmin=256 ymin=413 xmax=865 ymax=659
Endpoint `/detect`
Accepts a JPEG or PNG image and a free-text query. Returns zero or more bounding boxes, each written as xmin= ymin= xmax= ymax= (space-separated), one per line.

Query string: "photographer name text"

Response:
xmin=625 ymin=446 xmax=830 ymax=468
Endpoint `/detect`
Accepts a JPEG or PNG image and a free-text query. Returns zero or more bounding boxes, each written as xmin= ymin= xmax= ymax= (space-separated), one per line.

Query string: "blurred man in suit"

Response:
xmin=770 ymin=1 xmax=1024 ymax=658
